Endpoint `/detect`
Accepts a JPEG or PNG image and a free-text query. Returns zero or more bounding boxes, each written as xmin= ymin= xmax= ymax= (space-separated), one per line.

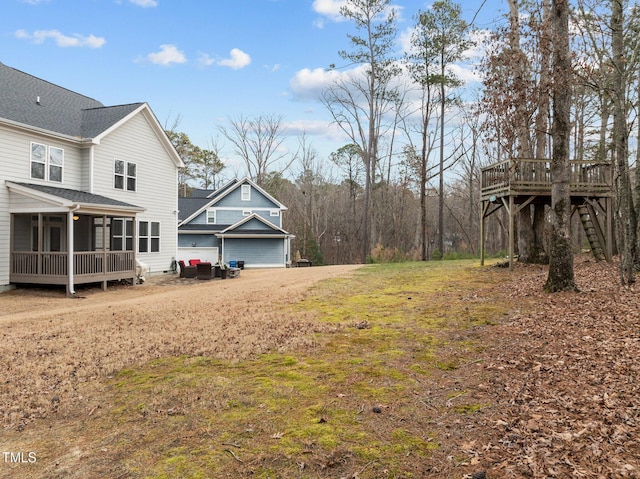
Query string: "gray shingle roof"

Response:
xmin=0 ymin=62 xmax=143 ymax=139
xmin=178 ymin=197 xmax=210 ymax=222
xmin=14 ymin=182 xmax=141 ymax=209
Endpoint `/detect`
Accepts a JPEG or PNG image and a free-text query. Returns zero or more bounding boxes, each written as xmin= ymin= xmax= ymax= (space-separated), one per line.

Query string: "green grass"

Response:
xmin=100 ymin=259 xmax=512 ymax=478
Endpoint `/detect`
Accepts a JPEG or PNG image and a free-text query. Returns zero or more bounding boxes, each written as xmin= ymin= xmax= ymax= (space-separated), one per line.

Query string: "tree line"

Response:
xmin=168 ymin=0 xmax=640 ymax=286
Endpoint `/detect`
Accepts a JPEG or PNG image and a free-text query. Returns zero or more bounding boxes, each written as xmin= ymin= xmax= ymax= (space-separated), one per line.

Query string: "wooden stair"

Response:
xmin=578 ymin=204 xmax=607 ymax=261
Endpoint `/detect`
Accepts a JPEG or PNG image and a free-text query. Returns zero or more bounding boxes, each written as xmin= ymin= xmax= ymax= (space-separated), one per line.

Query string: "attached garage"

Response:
xmin=217 ymin=215 xmax=293 ymax=268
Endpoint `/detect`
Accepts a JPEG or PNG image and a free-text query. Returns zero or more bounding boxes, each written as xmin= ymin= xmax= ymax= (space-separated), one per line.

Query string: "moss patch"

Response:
xmin=95 ymin=260 xmax=510 ymax=478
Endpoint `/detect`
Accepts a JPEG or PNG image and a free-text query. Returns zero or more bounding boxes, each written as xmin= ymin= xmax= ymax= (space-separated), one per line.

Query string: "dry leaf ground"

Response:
xmin=467 ymin=256 xmax=640 ymax=478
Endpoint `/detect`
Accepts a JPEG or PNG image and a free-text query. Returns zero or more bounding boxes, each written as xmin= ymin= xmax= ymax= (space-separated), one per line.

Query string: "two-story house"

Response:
xmin=0 ymin=62 xmax=184 ymax=294
xmin=178 ymin=178 xmax=294 ymax=268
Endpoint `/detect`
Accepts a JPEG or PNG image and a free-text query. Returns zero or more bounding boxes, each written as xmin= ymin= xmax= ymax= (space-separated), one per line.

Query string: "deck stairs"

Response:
xmin=578 ymin=203 xmax=607 ymax=261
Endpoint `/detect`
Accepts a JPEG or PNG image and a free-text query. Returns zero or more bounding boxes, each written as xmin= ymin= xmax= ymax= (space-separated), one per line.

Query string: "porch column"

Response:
xmin=67 ymin=210 xmax=75 ymax=296
xmin=37 ymin=213 xmax=43 ymax=275
xmin=101 ymin=216 xmax=107 ymax=291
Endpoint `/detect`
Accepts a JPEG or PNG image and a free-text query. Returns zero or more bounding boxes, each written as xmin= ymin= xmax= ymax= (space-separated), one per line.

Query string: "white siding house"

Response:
xmin=0 ymin=62 xmax=184 ymax=293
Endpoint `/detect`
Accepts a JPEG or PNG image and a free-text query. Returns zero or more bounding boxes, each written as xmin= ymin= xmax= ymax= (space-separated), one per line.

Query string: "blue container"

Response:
xmin=229 ymin=260 xmax=237 ymax=268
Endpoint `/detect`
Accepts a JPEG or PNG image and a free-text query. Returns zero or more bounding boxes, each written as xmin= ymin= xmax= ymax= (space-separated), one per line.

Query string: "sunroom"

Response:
xmin=7 ymin=182 xmax=144 ymax=295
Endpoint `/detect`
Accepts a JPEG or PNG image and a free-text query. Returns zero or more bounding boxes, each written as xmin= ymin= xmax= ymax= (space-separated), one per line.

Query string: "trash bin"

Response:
xmin=237 ymin=261 xmax=245 ymax=270
xmin=229 ymin=260 xmax=237 ymax=268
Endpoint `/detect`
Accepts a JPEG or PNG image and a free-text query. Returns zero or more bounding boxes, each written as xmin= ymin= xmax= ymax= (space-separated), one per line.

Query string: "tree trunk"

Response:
xmin=437 ymin=78 xmax=445 ymax=258
xmin=545 ymin=0 xmax=576 ymax=292
xmin=612 ymin=0 xmax=635 ymax=284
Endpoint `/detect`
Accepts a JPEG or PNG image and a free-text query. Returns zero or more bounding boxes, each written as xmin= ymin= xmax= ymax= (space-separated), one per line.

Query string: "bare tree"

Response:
xmin=611 ymin=0 xmax=636 ymax=284
xmin=405 ymin=0 xmax=471 ymax=259
xmin=218 ymin=114 xmax=292 ymax=186
xmin=322 ymin=0 xmax=399 ymax=263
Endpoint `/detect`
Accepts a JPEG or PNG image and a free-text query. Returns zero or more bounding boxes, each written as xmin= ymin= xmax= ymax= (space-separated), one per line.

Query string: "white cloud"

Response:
xmin=218 ymin=48 xmax=251 ymax=70
xmin=145 ymin=44 xmax=187 ymax=66
xmin=197 ymin=53 xmax=216 ymax=67
xmin=15 ymin=29 xmax=105 ymax=48
xmin=289 ymin=67 xmax=343 ymax=101
xmin=312 ymin=0 xmax=402 ymax=26
xmin=283 ymin=119 xmax=348 ymax=143
xmin=312 ymin=0 xmax=345 ymax=18
xmin=129 ymin=0 xmax=157 ymax=6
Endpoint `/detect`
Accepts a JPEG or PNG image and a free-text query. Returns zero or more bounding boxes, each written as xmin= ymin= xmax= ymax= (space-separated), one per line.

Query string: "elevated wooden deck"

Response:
xmin=480 ymin=158 xmax=614 ymax=269
xmin=481 ymin=158 xmax=613 ymax=201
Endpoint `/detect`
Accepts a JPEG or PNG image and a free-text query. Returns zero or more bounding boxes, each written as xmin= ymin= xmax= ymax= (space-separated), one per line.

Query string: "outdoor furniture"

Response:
xmin=189 ymin=259 xmax=201 ymax=266
xmin=196 ymin=262 xmax=214 ymax=280
xmin=178 ymin=260 xmax=197 ymax=278
xmin=227 ymin=267 xmax=241 ymax=278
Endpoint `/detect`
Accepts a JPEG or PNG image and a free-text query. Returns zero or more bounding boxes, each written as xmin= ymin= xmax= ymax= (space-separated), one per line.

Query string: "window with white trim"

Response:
xmin=241 ymin=184 xmax=251 ymax=201
xmin=30 ymin=142 xmax=63 ymax=182
xmin=242 ymin=209 xmax=251 ymax=216
xmin=111 ymin=219 xmax=133 ymax=251
xmin=270 ymin=210 xmax=280 ymax=217
xmin=206 ymin=209 xmax=216 ymax=224
xmin=49 ymin=147 xmax=63 ymax=182
xmin=114 ymin=159 xmax=137 ymax=191
xmin=138 ymin=221 xmax=160 ymax=253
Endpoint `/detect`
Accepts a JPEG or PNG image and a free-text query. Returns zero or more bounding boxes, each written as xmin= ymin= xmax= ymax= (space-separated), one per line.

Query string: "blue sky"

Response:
xmin=3 ymin=0 xmax=503 ymax=178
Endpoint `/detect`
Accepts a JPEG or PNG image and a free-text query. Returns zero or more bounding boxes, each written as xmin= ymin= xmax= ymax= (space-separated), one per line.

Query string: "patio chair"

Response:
xmin=196 ymin=261 xmax=214 ymax=280
xmin=178 ymin=260 xmax=197 ymax=278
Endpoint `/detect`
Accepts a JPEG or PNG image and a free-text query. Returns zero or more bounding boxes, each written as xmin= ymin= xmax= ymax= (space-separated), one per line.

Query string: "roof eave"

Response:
xmin=0 ymin=117 xmax=90 ymax=144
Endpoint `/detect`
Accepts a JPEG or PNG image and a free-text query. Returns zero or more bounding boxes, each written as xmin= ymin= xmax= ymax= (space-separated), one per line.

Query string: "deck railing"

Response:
xmin=481 ymin=158 xmax=612 ymax=199
xmin=11 ymin=251 xmax=135 ymax=277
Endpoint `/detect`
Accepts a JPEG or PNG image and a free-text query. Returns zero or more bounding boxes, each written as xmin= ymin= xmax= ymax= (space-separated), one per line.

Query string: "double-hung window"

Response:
xmin=114 ymin=159 xmax=137 ymax=191
xmin=138 ymin=221 xmax=160 ymax=253
xmin=30 ymin=142 xmax=63 ymax=183
xmin=111 ymin=219 xmax=133 ymax=251
xmin=241 ymin=184 xmax=251 ymax=201
xmin=206 ymin=209 xmax=216 ymax=224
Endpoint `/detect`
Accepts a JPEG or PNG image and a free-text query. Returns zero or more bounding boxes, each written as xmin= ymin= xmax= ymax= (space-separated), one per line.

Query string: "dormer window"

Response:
xmin=241 ymin=184 xmax=251 ymax=201
xmin=30 ymin=142 xmax=63 ymax=183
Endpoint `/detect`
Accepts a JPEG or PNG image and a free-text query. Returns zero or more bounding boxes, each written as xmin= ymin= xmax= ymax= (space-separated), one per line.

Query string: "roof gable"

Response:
xmin=218 ymin=213 xmax=289 ymax=236
xmin=209 ymin=177 xmax=286 ymax=209
xmin=178 ymin=177 xmax=286 ymax=226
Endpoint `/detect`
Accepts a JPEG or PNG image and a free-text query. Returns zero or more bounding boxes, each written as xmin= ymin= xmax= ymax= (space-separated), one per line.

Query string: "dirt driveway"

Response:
xmin=0 ymin=265 xmax=362 ymax=430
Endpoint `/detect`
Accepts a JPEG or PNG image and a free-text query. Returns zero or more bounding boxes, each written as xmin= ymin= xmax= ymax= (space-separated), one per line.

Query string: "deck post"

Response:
xmin=480 ymin=201 xmax=486 ymax=266
xmin=606 ymin=197 xmax=614 ymax=259
xmin=508 ymin=195 xmax=515 ymax=271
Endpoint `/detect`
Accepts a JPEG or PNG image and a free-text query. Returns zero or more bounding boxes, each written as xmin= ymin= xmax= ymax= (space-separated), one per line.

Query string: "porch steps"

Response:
xmin=578 ymin=204 xmax=606 ymax=261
